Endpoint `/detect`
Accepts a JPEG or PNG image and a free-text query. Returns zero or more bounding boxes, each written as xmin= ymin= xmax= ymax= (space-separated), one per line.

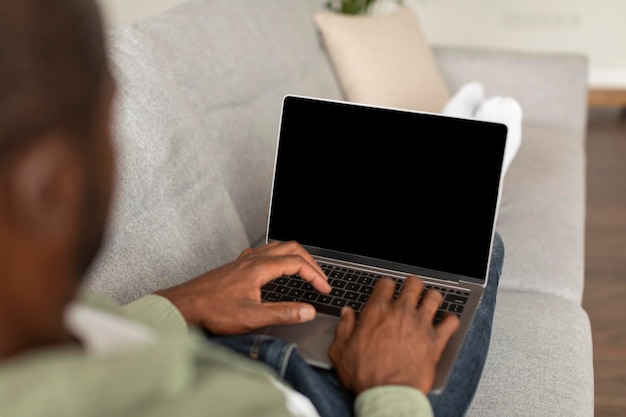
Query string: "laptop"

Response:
xmin=255 ymin=94 xmax=507 ymax=393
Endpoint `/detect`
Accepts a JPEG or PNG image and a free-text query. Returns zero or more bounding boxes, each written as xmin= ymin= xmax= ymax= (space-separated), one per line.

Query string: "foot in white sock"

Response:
xmin=442 ymin=81 xmax=485 ymax=119
xmin=474 ymin=96 xmax=523 ymax=177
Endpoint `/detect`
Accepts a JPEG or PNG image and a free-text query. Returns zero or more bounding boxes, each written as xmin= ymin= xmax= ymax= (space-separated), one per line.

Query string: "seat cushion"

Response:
xmin=496 ymin=121 xmax=586 ymax=304
xmin=467 ymin=290 xmax=594 ymax=417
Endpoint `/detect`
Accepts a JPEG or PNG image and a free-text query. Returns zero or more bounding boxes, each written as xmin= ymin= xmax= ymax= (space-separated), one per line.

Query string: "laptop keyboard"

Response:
xmin=261 ymin=263 xmax=469 ymax=323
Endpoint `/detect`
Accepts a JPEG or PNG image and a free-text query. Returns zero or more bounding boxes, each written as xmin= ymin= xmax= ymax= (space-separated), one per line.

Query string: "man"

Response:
xmin=0 ymin=1 xmax=504 ymax=416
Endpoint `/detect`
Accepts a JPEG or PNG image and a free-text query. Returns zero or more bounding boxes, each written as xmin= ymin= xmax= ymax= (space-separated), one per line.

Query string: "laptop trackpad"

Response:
xmin=262 ymin=314 xmax=339 ymax=369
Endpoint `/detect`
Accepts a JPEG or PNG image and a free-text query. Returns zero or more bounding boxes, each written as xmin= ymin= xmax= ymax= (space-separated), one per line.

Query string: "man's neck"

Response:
xmin=0 ymin=303 xmax=76 ymax=361
xmin=0 ymin=237 xmax=81 ymax=361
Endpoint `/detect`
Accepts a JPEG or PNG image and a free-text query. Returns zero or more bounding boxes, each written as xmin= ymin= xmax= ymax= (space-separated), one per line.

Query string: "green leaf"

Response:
xmin=330 ymin=0 xmax=407 ymax=15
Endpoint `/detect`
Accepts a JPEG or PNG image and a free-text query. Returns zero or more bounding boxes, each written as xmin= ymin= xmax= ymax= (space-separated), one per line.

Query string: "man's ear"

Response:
xmin=3 ymin=133 xmax=84 ymax=238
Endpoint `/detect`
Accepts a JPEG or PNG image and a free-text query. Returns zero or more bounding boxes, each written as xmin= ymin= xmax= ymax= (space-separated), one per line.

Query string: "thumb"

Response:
xmin=333 ymin=306 xmax=356 ymax=344
xmin=260 ymin=302 xmax=317 ymax=325
xmin=435 ymin=314 xmax=461 ymax=351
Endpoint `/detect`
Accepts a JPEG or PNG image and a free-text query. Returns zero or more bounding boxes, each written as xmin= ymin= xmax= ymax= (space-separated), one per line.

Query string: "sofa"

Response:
xmin=85 ymin=0 xmax=595 ymax=415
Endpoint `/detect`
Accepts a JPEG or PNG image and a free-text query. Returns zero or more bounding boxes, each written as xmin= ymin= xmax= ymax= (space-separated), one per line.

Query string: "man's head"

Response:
xmin=0 ymin=0 xmax=114 ymax=357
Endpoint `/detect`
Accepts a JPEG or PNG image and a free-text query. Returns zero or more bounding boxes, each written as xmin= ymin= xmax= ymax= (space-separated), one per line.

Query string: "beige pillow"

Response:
xmin=313 ymin=7 xmax=450 ymax=113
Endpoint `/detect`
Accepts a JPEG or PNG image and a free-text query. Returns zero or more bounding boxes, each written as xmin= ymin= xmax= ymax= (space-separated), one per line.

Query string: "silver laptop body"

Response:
xmin=255 ymin=94 xmax=507 ymax=394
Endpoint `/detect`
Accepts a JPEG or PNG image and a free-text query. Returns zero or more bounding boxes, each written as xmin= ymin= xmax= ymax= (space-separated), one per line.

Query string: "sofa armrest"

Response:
xmin=433 ymin=46 xmax=589 ymax=134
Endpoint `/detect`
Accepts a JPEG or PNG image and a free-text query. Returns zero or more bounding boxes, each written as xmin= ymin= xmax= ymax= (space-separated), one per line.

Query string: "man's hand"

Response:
xmin=328 ymin=276 xmax=460 ymax=395
xmin=155 ymin=241 xmax=331 ymax=335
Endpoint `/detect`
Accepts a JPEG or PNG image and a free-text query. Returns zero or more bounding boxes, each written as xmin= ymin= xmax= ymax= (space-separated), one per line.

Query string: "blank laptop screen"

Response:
xmin=267 ymin=96 xmax=507 ymax=282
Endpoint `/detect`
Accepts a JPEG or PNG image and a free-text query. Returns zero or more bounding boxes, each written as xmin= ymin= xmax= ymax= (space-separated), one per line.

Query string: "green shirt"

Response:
xmin=0 ymin=290 xmax=433 ymax=417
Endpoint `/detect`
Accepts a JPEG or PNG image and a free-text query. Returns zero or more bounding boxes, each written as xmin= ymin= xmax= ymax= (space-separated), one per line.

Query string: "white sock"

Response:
xmin=442 ymin=81 xmax=485 ymax=119
xmin=474 ymin=96 xmax=523 ymax=178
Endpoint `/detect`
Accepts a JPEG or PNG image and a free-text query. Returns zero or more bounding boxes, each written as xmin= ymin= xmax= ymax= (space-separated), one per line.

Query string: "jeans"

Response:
xmin=427 ymin=231 xmax=504 ymax=416
xmin=208 ymin=232 xmax=504 ymax=417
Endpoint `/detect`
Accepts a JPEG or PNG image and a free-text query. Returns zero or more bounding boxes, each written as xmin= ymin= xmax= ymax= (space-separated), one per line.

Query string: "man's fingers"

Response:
xmin=417 ymin=289 xmax=443 ymax=319
xmin=368 ymin=277 xmax=396 ymax=303
xmin=253 ymin=255 xmax=330 ymax=294
xmin=255 ymin=302 xmax=317 ymax=327
xmin=328 ymin=307 xmax=356 ymax=374
xmin=285 ymin=256 xmax=331 ymax=294
xmin=333 ymin=306 xmax=356 ymax=344
xmin=435 ymin=314 xmax=460 ymax=348
xmin=329 ymin=306 xmax=356 ymax=366
xmin=252 ymin=242 xmax=331 ymax=294
xmin=396 ymin=276 xmax=423 ymax=308
xmin=257 ymin=240 xmax=327 ymax=280
xmin=357 ymin=278 xmax=395 ymax=320
xmin=296 ymin=265 xmax=331 ymax=294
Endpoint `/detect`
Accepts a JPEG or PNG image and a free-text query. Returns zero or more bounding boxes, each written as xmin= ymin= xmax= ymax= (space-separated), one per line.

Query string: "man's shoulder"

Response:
xmin=0 ymin=330 xmax=296 ymax=417
xmin=75 ymin=287 xmax=189 ymax=335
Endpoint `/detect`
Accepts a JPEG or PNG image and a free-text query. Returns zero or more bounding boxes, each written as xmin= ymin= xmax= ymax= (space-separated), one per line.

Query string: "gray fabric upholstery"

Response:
xmin=128 ymin=0 xmax=343 ymax=247
xmin=85 ymin=0 xmax=594 ymax=414
xmin=433 ymin=46 xmax=593 ymax=413
xmin=433 ymin=46 xmax=589 ymax=132
xmin=86 ymin=25 xmax=251 ymax=304
xmin=496 ymin=122 xmax=586 ymax=304
xmin=434 ymin=47 xmax=588 ymax=304
xmin=467 ymin=291 xmax=594 ymax=417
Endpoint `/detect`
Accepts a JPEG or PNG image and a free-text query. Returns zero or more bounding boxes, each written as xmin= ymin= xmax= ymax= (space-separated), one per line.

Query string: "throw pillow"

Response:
xmin=313 ymin=6 xmax=450 ymax=113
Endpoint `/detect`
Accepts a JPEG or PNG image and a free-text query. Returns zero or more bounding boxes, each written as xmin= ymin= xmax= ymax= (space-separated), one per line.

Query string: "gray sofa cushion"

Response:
xmin=433 ymin=46 xmax=589 ymax=132
xmin=496 ymin=122 xmax=586 ymax=304
xmin=434 ymin=47 xmax=587 ymax=304
xmin=467 ymin=290 xmax=594 ymax=417
xmin=85 ymin=26 xmax=251 ymax=304
xmin=129 ymin=0 xmax=344 ymax=247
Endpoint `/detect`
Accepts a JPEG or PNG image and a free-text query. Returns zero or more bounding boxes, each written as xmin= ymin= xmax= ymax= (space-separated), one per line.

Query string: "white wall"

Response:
xmin=97 ymin=0 xmax=626 ymax=88
xmin=407 ymin=0 xmax=626 ymax=88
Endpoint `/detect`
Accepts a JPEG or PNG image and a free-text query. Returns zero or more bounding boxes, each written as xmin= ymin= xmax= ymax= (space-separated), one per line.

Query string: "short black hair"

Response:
xmin=0 ymin=0 xmax=109 ymax=163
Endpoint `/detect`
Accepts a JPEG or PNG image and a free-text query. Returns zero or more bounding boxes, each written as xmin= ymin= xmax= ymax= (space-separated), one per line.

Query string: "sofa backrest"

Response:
xmin=85 ymin=0 xmax=343 ymax=303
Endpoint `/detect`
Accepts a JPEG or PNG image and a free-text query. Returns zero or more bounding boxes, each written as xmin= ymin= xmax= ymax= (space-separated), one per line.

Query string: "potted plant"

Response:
xmin=324 ymin=0 xmax=404 ymax=15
